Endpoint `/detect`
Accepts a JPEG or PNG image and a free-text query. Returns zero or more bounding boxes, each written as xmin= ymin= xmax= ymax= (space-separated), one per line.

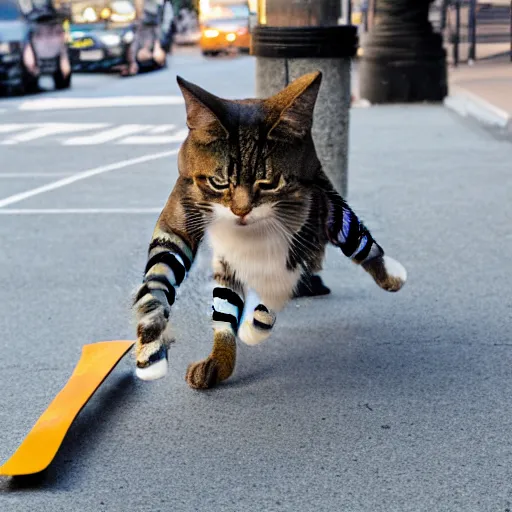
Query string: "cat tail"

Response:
xmin=320 ymin=176 xmax=407 ymax=292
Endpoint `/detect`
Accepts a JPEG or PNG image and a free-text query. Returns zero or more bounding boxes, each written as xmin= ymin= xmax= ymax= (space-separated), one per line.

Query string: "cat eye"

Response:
xmin=256 ymin=175 xmax=285 ymax=192
xmin=207 ymin=176 xmax=230 ymax=191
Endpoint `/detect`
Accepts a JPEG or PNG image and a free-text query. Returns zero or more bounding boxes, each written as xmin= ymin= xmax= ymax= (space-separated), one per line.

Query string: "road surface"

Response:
xmin=1 ymin=48 xmax=512 ymax=511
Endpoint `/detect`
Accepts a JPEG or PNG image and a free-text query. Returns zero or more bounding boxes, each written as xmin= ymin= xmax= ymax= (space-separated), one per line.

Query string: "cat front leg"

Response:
xmin=133 ymin=210 xmax=200 ymax=381
xmin=324 ymin=184 xmax=407 ymax=292
xmin=185 ymin=257 xmax=244 ymax=389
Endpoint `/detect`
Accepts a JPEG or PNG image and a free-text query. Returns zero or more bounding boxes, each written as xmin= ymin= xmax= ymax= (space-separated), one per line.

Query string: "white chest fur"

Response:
xmin=206 ymin=205 xmax=302 ymax=310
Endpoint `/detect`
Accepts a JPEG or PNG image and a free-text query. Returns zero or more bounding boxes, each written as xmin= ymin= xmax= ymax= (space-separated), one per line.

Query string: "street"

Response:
xmin=1 ymin=47 xmax=512 ymax=511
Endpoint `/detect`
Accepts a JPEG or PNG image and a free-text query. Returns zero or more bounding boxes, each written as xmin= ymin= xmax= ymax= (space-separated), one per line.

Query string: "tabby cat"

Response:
xmin=132 ymin=71 xmax=407 ymax=388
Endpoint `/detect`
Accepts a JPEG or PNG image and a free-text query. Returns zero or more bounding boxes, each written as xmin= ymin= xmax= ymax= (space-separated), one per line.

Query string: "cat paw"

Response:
xmin=135 ymin=346 xmax=168 ymax=381
xmin=238 ymin=307 xmax=275 ymax=345
xmin=363 ymin=255 xmax=407 ymax=292
xmin=185 ymin=358 xmax=220 ymax=389
xmin=380 ymin=256 xmax=407 ymax=291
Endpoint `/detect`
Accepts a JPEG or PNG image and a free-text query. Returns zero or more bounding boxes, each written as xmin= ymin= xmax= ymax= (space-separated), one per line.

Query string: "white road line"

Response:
xmin=0 ymin=208 xmax=162 ymax=214
xmin=118 ymin=129 xmax=188 ymax=145
xmin=63 ymin=124 xmax=150 ymax=145
xmin=18 ymin=96 xmax=185 ymax=111
xmin=0 ymin=149 xmax=178 ymax=209
xmin=1 ymin=123 xmax=107 ymax=144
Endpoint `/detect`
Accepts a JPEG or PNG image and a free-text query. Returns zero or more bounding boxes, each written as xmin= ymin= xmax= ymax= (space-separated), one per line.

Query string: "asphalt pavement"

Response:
xmin=1 ymin=48 xmax=512 ymax=512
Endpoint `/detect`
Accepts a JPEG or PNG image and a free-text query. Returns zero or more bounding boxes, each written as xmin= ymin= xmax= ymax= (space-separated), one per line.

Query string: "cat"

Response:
xmin=132 ymin=71 xmax=407 ymax=388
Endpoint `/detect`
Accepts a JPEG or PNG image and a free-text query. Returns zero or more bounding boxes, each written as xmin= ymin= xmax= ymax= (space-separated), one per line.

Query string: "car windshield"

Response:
xmin=70 ymin=0 xmax=135 ymax=24
xmin=206 ymin=4 xmax=249 ymax=20
xmin=0 ymin=0 xmax=21 ymax=20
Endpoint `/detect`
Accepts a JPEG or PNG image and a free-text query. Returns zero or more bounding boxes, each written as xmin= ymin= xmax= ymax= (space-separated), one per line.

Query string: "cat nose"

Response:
xmin=231 ymin=206 xmax=252 ymax=218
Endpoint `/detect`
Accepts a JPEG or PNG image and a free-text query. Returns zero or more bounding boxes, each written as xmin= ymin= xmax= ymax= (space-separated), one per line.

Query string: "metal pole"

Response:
xmin=468 ymin=0 xmax=476 ymax=61
xmin=343 ymin=0 xmax=352 ymax=25
xmin=440 ymin=0 xmax=448 ymax=30
xmin=454 ymin=0 xmax=460 ymax=66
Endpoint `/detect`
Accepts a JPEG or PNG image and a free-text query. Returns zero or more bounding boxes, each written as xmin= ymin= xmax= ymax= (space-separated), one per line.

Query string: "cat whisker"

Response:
xmin=267 ymin=219 xmax=305 ymax=264
xmin=271 ymin=218 xmax=323 ymax=259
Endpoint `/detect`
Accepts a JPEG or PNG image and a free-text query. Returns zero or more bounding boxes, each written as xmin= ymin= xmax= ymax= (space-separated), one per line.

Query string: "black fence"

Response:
xmin=441 ymin=0 xmax=511 ymax=64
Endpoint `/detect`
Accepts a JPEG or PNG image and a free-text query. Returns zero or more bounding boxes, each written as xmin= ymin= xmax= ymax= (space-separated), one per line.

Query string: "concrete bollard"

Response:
xmin=250 ymin=1 xmax=358 ymax=297
xmin=359 ymin=0 xmax=447 ymax=103
xmin=250 ymin=1 xmax=358 ymax=198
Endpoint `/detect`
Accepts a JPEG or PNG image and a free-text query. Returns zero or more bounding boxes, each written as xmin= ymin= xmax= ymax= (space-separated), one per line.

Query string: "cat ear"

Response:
xmin=266 ymin=71 xmax=322 ymax=141
xmin=177 ymin=76 xmax=232 ymax=140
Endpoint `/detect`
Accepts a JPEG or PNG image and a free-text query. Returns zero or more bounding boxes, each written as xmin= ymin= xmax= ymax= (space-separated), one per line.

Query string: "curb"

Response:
xmin=444 ymin=85 xmax=511 ymax=132
xmin=350 ymin=95 xmax=371 ymax=108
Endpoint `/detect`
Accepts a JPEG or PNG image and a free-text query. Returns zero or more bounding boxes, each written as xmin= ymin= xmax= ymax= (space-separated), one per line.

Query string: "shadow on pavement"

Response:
xmin=223 ymin=309 xmax=480 ymax=397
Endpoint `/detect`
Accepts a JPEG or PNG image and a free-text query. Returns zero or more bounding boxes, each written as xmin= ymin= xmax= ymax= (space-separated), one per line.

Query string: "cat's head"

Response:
xmin=176 ymin=72 xmax=322 ymax=231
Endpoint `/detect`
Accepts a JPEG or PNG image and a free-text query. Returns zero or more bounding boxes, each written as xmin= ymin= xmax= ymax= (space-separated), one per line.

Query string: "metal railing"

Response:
xmin=440 ymin=0 xmax=511 ymax=64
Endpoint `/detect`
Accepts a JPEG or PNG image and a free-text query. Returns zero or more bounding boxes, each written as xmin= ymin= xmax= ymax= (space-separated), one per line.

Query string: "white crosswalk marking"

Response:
xmin=148 ymin=124 xmax=176 ymax=134
xmin=0 ymin=122 xmax=187 ymax=146
xmin=63 ymin=124 xmax=150 ymax=145
xmin=18 ymin=96 xmax=185 ymax=111
xmin=119 ymin=129 xmax=188 ymax=145
xmin=0 ymin=124 xmax=27 ymax=134
xmin=1 ymin=123 xmax=107 ymax=144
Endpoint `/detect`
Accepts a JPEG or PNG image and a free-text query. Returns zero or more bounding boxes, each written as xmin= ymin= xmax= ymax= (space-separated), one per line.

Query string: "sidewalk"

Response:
xmin=351 ymin=57 xmax=512 ymax=132
xmin=444 ymin=58 xmax=512 ymax=131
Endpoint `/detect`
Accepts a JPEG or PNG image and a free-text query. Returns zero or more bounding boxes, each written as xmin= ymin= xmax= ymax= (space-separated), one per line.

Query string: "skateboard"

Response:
xmin=0 ymin=341 xmax=134 ymax=477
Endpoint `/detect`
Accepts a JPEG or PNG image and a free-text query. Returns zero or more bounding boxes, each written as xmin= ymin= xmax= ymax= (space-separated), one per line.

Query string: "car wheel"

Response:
xmin=54 ymin=67 xmax=71 ymax=90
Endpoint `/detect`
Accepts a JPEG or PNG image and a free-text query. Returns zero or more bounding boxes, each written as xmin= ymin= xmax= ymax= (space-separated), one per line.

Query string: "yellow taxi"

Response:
xmin=199 ymin=1 xmax=251 ymax=56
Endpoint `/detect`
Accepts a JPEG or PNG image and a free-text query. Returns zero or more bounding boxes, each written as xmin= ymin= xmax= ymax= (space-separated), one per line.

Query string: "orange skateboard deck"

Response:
xmin=0 ymin=340 xmax=134 ymax=477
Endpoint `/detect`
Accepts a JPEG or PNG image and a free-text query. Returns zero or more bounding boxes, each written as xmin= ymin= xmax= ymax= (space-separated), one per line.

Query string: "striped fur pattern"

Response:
xmin=132 ymin=71 xmax=407 ymax=387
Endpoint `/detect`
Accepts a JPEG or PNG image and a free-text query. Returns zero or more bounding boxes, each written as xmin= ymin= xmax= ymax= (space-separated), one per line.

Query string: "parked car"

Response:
xmin=199 ymin=0 xmax=250 ymax=56
xmin=0 ymin=0 xmax=71 ymax=94
xmin=67 ymin=0 xmax=170 ymax=75
xmin=67 ymin=0 xmax=137 ymax=73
